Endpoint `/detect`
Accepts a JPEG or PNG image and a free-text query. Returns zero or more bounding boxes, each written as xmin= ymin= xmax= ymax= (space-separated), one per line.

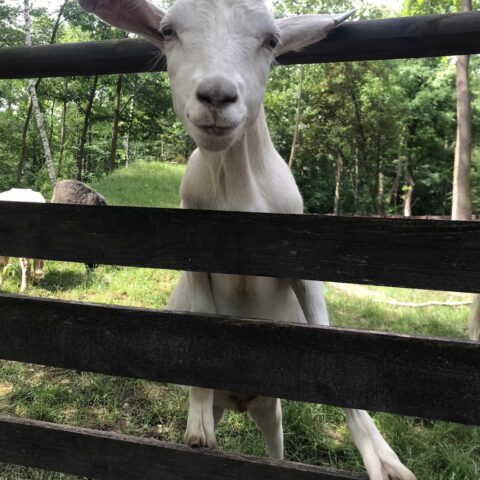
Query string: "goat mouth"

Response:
xmin=196 ymin=125 xmax=236 ymax=137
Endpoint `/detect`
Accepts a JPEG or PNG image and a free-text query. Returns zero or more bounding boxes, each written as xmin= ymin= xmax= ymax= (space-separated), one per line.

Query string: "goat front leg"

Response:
xmin=184 ymin=387 xmax=217 ymax=448
xmin=346 ymin=409 xmax=415 ymax=480
xmin=184 ymin=271 xmax=218 ymax=449
xmin=289 ymin=278 xmax=329 ymax=326
xmin=290 ymin=281 xmax=414 ymax=479
xmin=188 ymin=271 xmax=217 ymax=314
xmin=33 ymin=259 xmax=45 ymax=284
xmin=20 ymin=258 xmax=31 ymax=293
xmin=248 ymin=397 xmax=283 ymax=460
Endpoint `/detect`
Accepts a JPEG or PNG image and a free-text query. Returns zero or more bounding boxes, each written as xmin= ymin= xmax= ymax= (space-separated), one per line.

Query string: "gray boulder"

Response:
xmin=51 ymin=180 xmax=107 ymax=206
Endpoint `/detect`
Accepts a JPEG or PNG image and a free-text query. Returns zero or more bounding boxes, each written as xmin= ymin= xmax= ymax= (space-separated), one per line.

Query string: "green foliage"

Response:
xmin=0 ymin=0 xmax=190 ymax=191
xmin=0 ymin=0 xmax=22 ymax=46
xmin=402 ymin=0 xmax=480 ymax=15
xmin=1 ymin=0 xmax=479 ymax=217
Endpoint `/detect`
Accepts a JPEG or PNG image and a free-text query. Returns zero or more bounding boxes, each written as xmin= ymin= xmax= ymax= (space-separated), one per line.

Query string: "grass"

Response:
xmin=90 ymin=161 xmax=185 ymax=208
xmin=1 ymin=160 xmax=479 ymax=479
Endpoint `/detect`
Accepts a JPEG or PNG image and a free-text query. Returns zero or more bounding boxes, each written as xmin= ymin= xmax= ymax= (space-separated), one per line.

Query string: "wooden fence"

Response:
xmin=1 ymin=11 xmax=480 ymax=480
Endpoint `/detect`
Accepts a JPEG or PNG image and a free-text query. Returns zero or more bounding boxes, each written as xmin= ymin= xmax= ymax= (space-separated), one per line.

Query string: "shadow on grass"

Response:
xmin=40 ymin=270 xmax=86 ymax=292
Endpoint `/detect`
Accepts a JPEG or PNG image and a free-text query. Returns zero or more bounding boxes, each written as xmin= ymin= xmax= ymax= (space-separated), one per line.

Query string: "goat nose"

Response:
xmin=196 ymin=77 xmax=239 ymax=108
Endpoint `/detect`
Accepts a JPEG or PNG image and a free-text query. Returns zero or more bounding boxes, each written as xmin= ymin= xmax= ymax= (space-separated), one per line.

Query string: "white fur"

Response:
xmin=0 ymin=188 xmax=46 ymax=204
xmin=469 ymin=294 xmax=480 ymax=341
xmin=81 ymin=1 xmax=415 ymax=478
xmin=0 ymin=188 xmax=46 ymax=292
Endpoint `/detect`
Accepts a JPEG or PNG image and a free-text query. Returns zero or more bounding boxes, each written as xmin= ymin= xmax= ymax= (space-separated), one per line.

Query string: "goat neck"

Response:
xmin=192 ymin=106 xmax=299 ymax=214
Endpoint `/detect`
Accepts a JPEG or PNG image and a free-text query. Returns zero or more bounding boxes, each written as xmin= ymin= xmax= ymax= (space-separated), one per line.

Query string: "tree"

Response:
xmin=452 ymin=0 xmax=473 ymax=220
xmin=17 ymin=1 xmax=68 ymax=186
xmin=108 ymin=73 xmax=123 ymax=173
xmin=77 ymin=75 xmax=98 ymax=181
xmin=24 ymin=0 xmax=56 ymax=187
xmin=288 ymin=65 xmax=304 ymax=170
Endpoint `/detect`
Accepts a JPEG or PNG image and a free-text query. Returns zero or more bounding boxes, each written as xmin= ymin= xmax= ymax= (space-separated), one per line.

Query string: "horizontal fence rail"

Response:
xmin=1 ymin=294 xmax=479 ymax=425
xmin=2 ymin=202 xmax=480 ymax=293
xmin=1 ymin=12 xmax=480 ymax=79
xmin=0 ymin=416 xmax=366 ymax=480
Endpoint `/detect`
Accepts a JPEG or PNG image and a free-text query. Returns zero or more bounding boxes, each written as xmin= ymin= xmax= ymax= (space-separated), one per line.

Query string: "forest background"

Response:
xmin=0 ymin=0 xmax=479 ymax=217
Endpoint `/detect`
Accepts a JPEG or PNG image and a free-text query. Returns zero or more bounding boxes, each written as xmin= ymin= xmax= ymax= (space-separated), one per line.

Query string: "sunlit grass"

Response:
xmin=0 ymin=161 xmax=478 ymax=479
xmin=90 ymin=160 xmax=184 ymax=208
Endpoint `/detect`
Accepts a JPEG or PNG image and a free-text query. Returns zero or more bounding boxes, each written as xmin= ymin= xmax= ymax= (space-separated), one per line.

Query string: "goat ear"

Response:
xmin=274 ymin=10 xmax=355 ymax=57
xmin=78 ymin=0 xmax=165 ymax=44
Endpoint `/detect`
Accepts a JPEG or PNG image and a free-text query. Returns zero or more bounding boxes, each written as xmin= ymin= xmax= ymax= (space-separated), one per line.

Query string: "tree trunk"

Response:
xmin=48 ymin=98 xmax=56 ymax=144
xmin=288 ymin=65 xmax=304 ymax=170
xmin=125 ymin=93 xmax=135 ymax=168
xmin=452 ymin=0 xmax=473 ymax=221
xmin=16 ymin=0 xmax=67 ymax=186
xmin=403 ymin=122 xmax=417 ymax=217
xmin=16 ymin=100 xmax=33 ymax=186
xmin=334 ymin=156 xmax=342 ymax=215
xmin=108 ymin=74 xmax=124 ymax=173
xmin=87 ymin=125 xmax=92 ymax=175
xmin=346 ymin=64 xmax=376 ymax=211
xmin=388 ymin=157 xmax=403 ymax=211
xmin=58 ymin=99 xmax=67 ymax=177
xmin=378 ymin=162 xmax=385 ymax=215
xmin=388 ymin=135 xmax=405 ymax=211
xmin=24 ymin=0 xmax=56 ymax=186
xmin=77 ymin=75 xmax=98 ymax=181
xmin=28 ymin=80 xmax=57 ymax=185
xmin=404 ymin=163 xmax=415 ymax=217
xmin=353 ymin=154 xmax=359 ymax=212
xmin=49 ymin=0 xmax=68 ymax=44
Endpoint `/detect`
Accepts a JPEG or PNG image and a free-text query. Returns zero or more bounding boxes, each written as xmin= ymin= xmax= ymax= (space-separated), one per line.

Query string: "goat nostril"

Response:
xmin=197 ymin=92 xmax=213 ymax=105
xmin=224 ymin=94 xmax=238 ymax=105
xmin=196 ymin=90 xmax=239 ymax=108
xmin=196 ymin=77 xmax=239 ymax=109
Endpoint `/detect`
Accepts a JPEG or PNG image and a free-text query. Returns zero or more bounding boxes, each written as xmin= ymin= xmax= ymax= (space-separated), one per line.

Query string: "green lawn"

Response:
xmin=0 ymin=161 xmax=479 ymax=479
xmin=90 ymin=161 xmax=185 ymax=208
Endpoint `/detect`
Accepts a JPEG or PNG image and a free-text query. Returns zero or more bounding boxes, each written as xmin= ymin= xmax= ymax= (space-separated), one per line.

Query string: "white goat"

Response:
xmin=0 ymin=188 xmax=46 ymax=292
xmin=80 ymin=1 xmax=416 ymax=478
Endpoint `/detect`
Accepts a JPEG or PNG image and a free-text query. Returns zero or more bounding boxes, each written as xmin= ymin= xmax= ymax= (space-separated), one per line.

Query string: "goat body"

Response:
xmin=80 ymin=1 xmax=415 ymax=478
xmin=0 ymin=188 xmax=46 ymax=292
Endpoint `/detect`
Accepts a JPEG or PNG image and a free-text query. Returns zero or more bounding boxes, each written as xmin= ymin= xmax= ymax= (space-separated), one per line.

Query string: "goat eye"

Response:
xmin=264 ymin=35 xmax=279 ymax=50
xmin=161 ymin=25 xmax=176 ymax=40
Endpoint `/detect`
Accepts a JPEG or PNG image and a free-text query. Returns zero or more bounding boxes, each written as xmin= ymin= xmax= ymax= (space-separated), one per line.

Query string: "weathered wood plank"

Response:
xmin=1 ymin=12 xmax=480 ymax=79
xmin=1 ymin=295 xmax=479 ymax=425
xmin=0 ymin=416 xmax=365 ymax=480
xmin=2 ymin=202 xmax=480 ymax=293
xmin=283 ymin=11 xmax=480 ymax=64
xmin=0 ymin=38 xmax=165 ymax=80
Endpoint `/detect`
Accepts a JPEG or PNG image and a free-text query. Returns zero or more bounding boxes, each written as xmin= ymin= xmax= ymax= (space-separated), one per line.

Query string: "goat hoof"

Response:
xmin=372 ymin=451 xmax=416 ymax=480
xmin=184 ymin=428 xmax=217 ymax=449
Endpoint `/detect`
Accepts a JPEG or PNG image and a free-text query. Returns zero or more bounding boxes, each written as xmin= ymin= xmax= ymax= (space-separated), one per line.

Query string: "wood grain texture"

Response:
xmin=1 ymin=294 xmax=479 ymax=425
xmin=282 ymin=11 xmax=480 ymax=64
xmin=0 ymin=38 xmax=165 ymax=79
xmin=1 ymin=12 xmax=480 ymax=79
xmin=0 ymin=416 xmax=366 ymax=480
xmin=2 ymin=202 xmax=480 ymax=293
